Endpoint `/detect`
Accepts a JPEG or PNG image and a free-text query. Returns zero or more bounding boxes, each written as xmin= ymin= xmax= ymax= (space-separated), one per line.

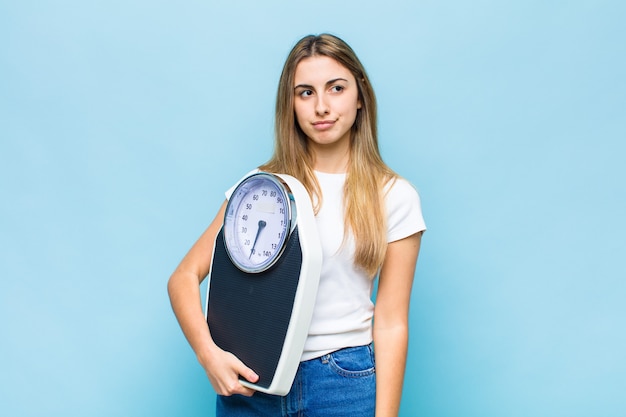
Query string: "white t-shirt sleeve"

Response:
xmin=385 ymin=177 xmax=426 ymax=243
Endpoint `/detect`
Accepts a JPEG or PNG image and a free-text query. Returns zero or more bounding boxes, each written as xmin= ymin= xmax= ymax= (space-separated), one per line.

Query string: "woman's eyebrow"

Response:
xmin=326 ymin=77 xmax=349 ymax=86
xmin=294 ymin=83 xmax=314 ymax=90
xmin=294 ymin=78 xmax=349 ymax=90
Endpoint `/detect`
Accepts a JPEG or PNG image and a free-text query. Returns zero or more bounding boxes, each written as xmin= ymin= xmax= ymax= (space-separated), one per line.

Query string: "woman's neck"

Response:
xmin=310 ymin=142 xmax=350 ymax=174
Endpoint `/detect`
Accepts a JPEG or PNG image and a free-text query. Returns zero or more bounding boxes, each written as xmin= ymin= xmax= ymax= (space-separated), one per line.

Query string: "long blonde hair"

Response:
xmin=259 ymin=33 xmax=396 ymax=277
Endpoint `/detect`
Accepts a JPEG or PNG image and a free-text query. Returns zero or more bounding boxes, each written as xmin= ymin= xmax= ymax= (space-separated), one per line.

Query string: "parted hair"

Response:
xmin=259 ymin=33 xmax=397 ymax=277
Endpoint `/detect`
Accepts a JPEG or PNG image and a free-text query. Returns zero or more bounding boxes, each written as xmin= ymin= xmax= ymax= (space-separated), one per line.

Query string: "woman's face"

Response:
xmin=293 ymin=55 xmax=361 ymax=152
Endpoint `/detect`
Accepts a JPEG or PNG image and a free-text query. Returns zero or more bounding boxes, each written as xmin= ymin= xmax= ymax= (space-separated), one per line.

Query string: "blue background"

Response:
xmin=1 ymin=1 xmax=625 ymax=416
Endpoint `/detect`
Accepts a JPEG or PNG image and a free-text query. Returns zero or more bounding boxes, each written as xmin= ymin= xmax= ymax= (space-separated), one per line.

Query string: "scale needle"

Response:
xmin=249 ymin=220 xmax=266 ymax=258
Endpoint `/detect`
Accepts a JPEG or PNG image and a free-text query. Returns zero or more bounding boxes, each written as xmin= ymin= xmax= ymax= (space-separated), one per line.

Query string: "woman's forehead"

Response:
xmin=294 ymin=56 xmax=354 ymax=85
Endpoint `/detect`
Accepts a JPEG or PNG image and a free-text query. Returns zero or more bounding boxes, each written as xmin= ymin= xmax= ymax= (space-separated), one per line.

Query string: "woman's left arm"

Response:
xmin=373 ymin=231 xmax=423 ymax=417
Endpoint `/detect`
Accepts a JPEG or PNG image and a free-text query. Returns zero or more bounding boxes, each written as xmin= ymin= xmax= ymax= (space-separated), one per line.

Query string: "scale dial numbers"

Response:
xmin=223 ymin=173 xmax=293 ymax=273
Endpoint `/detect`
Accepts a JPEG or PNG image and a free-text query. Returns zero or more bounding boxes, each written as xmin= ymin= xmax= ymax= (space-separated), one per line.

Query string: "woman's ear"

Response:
xmin=357 ymin=78 xmax=366 ymax=109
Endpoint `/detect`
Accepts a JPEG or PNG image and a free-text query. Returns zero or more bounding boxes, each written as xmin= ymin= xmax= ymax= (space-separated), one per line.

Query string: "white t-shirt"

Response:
xmin=226 ymin=170 xmax=426 ymax=361
xmin=301 ymin=171 xmax=426 ymax=360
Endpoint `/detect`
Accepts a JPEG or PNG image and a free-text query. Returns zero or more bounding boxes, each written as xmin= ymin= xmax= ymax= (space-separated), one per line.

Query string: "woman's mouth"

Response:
xmin=312 ymin=120 xmax=335 ymax=131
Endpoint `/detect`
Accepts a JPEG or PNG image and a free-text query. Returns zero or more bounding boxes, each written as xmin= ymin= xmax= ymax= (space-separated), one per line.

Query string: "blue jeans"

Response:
xmin=216 ymin=344 xmax=376 ymax=416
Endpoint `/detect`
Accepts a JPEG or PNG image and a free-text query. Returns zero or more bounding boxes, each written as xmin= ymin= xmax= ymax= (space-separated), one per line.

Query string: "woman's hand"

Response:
xmin=168 ymin=200 xmax=258 ymax=397
xmin=198 ymin=344 xmax=260 ymax=397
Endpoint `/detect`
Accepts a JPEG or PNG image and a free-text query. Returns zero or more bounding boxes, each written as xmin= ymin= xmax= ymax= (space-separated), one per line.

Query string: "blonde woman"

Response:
xmin=168 ymin=33 xmax=426 ymax=416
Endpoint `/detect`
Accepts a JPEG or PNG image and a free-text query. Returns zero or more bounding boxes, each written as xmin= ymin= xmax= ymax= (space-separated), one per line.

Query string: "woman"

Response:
xmin=168 ymin=33 xmax=426 ymax=416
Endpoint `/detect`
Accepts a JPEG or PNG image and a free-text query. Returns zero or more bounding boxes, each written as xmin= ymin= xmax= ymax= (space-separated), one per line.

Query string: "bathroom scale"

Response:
xmin=205 ymin=172 xmax=322 ymax=395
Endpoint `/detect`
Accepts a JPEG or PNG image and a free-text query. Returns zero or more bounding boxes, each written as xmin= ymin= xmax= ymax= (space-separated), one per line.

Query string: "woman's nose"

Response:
xmin=315 ymin=96 xmax=330 ymax=116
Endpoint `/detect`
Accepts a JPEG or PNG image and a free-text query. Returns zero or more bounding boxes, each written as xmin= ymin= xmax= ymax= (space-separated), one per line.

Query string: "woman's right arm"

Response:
xmin=167 ymin=200 xmax=259 ymax=396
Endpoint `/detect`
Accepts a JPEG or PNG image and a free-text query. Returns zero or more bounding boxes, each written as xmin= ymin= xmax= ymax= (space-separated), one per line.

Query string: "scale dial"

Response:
xmin=223 ymin=173 xmax=295 ymax=273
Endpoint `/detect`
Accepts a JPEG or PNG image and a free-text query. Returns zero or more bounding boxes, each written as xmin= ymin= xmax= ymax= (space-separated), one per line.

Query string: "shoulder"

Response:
xmin=384 ymin=176 xmax=421 ymax=207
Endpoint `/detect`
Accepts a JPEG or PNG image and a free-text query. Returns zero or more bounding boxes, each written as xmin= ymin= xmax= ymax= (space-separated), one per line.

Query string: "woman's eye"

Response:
xmin=331 ymin=85 xmax=344 ymax=93
xmin=299 ymin=90 xmax=313 ymax=97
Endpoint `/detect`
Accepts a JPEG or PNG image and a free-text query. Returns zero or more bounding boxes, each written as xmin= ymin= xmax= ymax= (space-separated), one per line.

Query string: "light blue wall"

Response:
xmin=1 ymin=1 xmax=624 ymax=416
